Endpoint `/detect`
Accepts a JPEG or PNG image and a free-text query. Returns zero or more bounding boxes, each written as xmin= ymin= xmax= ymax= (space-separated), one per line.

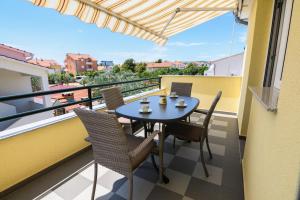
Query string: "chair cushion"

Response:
xmin=118 ymin=117 xmax=143 ymax=134
xmin=165 ymin=122 xmax=204 ymax=141
xmin=126 ymin=134 xmax=155 ymax=169
xmin=118 ymin=117 xmax=134 ymax=124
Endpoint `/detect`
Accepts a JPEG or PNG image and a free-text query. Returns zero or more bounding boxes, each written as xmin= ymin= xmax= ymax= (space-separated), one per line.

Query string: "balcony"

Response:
xmin=0 ymin=76 xmax=244 ymax=200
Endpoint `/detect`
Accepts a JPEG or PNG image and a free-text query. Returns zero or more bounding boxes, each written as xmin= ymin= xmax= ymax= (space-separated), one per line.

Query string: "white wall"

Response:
xmin=0 ymin=56 xmax=51 ymax=107
xmin=0 ymin=69 xmax=34 ymax=111
xmin=211 ymin=53 xmax=244 ymax=76
xmin=0 ymin=102 xmax=17 ymax=130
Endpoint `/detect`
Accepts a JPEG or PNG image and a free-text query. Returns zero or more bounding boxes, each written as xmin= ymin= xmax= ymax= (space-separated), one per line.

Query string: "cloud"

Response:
xmin=103 ymin=45 xmax=169 ymax=63
xmin=167 ymin=41 xmax=206 ymax=47
xmin=77 ymin=29 xmax=84 ymax=33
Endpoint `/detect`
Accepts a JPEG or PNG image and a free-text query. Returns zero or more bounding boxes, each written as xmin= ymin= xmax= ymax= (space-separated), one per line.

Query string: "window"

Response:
xmin=263 ymin=0 xmax=293 ymax=89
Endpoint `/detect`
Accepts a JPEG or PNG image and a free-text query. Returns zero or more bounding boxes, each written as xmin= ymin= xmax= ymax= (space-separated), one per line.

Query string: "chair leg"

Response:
xmin=151 ymin=154 xmax=159 ymax=172
xmin=200 ymin=142 xmax=209 ymax=177
xmin=206 ymin=136 xmax=213 ymax=159
xmin=91 ymin=162 xmax=98 ymax=200
xmin=128 ymin=174 xmax=133 ymax=200
xmin=173 ymin=136 xmax=176 ymax=149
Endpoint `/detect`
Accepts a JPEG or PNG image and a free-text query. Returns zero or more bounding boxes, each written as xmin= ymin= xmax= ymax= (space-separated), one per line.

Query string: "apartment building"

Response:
xmin=64 ymin=53 xmax=97 ymax=75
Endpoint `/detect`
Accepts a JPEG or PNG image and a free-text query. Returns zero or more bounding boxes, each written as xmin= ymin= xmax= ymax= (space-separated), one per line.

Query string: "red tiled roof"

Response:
xmin=28 ymin=59 xmax=61 ymax=68
xmin=50 ymin=85 xmax=88 ymax=101
xmin=146 ymin=61 xmax=185 ymax=68
xmin=66 ymin=53 xmax=97 ymax=61
xmin=0 ymin=43 xmax=33 ymax=56
xmin=49 ymin=85 xmax=89 ymax=112
xmin=147 ymin=62 xmax=173 ymax=68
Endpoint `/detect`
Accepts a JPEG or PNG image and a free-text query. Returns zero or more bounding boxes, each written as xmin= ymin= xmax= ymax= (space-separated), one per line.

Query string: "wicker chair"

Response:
xmin=170 ymin=82 xmax=193 ymax=97
xmin=166 ymin=91 xmax=222 ymax=177
xmin=74 ymin=108 xmax=159 ymax=200
xmin=101 ymin=87 xmax=143 ymax=134
xmin=170 ymin=82 xmax=193 ymax=139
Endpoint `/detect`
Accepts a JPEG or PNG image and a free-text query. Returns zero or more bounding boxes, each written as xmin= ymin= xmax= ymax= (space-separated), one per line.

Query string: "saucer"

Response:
xmin=139 ymin=100 xmax=150 ymax=104
xmin=139 ymin=109 xmax=152 ymax=113
xmin=175 ymin=103 xmax=187 ymax=108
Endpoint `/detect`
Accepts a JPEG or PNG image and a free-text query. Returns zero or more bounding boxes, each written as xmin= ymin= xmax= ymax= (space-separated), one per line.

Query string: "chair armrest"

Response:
xmin=104 ymin=109 xmax=116 ymax=114
xmin=193 ymin=109 xmax=208 ymax=115
xmin=85 ymin=136 xmax=91 ymax=143
xmin=129 ymin=131 xmax=159 ymax=158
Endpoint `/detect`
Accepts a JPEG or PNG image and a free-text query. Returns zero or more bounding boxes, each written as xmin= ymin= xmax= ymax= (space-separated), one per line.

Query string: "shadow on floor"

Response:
xmin=1 ymin=149 xmax=93 ymax=200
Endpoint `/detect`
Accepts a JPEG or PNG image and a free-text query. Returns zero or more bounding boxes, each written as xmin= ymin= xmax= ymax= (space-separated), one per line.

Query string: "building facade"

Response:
xmin=205 ymin=53 xmax=244 ymax=76
xmin=64 ymin=53 xmax=97 ymax=75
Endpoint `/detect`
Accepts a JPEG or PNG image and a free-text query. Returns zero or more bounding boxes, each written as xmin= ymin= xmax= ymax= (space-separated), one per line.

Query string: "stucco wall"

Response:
xmin=161 ymin=75 xmax=241 ymax=113
xmin=0 ymin=89 xmax=165 ymax=192
xmin=237 ymin=0 xmax=274 ymax=136
xmin=242 ymin=0 xmax=300 ymax=199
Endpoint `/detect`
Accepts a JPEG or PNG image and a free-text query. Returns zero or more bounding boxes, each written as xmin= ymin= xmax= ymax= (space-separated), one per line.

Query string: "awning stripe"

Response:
xmin=28 ymin=0 xmax=237 ymax=45
xmin=146 ymin=0 xmax=231 ymax=29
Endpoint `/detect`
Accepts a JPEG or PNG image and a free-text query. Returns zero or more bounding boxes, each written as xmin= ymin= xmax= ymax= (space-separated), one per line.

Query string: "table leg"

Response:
xmin=159 ymin=124 xmax=169 ymax=184
xmin=143 ymin=122 xmax=148 ymax=138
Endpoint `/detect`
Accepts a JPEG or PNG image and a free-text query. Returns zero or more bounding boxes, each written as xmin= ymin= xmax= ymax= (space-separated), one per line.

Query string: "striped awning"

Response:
xmin=29 ymin=0 xmax=238 ymax=45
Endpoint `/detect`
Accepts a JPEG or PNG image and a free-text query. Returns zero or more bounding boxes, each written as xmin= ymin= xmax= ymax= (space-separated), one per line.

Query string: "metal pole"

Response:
xmin=88 ymin=87 xmax=93 ymax=110
xmin=159 ymin=77 xmax=162 ymax=89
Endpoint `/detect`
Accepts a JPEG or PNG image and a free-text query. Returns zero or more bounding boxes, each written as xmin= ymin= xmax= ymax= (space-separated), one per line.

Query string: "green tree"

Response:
xmin=112 ymin=65 xmax=121 ymax=73
xmin=31 ymin=76 xmax=42 ymax=91
xmin=135 ymin=62 xmax=146 ymax=74
xmin=155 ymin=59 xmax=162 ymax=63
xmin=197 ymin=65 xmax=209 ymax=75
xmin=121 ymin=58 xmax=136 ymax=72
xmin=183 ymin=63 xmax=199 ymax=75
xmin=60 ymin=72 xmax=74 ymax=85
xmin=48 ymin=72 xmax=75 ymax=85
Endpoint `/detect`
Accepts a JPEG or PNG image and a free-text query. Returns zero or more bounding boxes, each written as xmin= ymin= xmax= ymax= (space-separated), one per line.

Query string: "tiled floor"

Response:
xmin=1 ymin=113 xmax=244 ymax=200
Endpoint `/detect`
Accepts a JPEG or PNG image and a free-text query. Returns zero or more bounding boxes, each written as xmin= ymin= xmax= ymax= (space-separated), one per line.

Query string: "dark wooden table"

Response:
xmin=116 ymin=95 xmax=200 ymax=183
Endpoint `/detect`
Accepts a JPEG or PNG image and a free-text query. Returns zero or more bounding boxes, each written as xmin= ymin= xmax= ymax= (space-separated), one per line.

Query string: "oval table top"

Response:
xmin=115 ymin=95 xmax=199 ymax=123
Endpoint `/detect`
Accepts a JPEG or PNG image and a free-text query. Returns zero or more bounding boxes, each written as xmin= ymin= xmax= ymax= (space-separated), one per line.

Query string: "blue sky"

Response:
xmin=0 ymin=0 xmax=247 ymax=64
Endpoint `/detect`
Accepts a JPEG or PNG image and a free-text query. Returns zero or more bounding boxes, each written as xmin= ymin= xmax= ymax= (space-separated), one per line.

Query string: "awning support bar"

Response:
xmin=159 ymin=6 xmax=237 ymax=37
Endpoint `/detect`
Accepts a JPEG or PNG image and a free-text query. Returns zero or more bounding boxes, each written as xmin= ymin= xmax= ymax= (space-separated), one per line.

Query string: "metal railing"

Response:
xmin=0 ymin=77 xmax=161 ymax=122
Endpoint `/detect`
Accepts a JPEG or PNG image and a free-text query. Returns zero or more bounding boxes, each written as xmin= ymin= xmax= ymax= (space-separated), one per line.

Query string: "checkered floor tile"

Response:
xmin=3 ymin=114 xmax=244 ymax=200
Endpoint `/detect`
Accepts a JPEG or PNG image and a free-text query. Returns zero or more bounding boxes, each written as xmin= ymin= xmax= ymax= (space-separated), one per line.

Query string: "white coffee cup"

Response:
xmin=171 ymin=92 xmax=176 ymax=97
xmin=178 ymin=99 xmax=185 ymax=106
xmin=142 ymin=104 xmax=149 ymax=112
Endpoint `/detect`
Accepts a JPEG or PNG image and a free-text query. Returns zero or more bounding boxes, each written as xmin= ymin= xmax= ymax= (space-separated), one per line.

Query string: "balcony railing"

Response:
xmin=0 ymin=77 xmax=161 ymax=122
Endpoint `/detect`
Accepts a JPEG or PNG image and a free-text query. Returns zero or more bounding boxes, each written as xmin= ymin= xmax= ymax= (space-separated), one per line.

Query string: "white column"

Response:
xmin=40 ymin=73 xmax=51 ymax=107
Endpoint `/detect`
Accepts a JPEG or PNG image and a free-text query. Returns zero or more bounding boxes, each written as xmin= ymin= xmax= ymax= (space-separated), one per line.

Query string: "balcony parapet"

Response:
xmin=0 ymin=88 xmax=163 ymax=141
